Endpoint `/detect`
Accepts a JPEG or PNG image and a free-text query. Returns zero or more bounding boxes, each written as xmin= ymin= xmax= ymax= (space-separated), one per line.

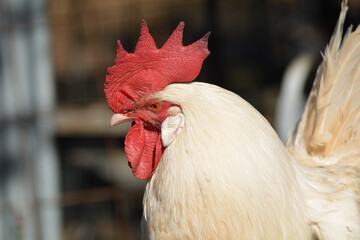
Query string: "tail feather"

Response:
xmin=287 ymin=0 xmax=360 ymax=167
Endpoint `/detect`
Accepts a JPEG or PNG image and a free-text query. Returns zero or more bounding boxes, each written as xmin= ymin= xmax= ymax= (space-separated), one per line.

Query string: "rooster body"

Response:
xmin=105 ymin=1 xmax=360 ymax=239
xmin=143 ymin=82 xmax=360 ymax=240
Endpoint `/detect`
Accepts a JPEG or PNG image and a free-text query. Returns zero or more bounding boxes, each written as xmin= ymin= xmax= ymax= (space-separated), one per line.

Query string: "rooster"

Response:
xmin=105 ymin=1 xmax=360 ymax=239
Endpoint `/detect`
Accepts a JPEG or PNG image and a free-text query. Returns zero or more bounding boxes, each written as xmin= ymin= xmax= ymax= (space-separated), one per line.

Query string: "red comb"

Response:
xmin=104 ymin=21 xmax=210 ymax=113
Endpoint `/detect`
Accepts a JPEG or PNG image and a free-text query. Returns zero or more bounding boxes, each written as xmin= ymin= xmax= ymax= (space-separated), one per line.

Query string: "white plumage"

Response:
xmin=145 ymin=82 xmax=312 ymax=239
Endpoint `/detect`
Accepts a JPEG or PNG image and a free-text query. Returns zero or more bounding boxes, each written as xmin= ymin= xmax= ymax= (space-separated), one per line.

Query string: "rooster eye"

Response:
xmin=150 ymin=103 xmax=161 ymax=112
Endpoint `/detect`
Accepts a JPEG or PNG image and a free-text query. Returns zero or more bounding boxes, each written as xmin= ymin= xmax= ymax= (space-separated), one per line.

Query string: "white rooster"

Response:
xmin=105 ymin=1 xmax=360 ymax=239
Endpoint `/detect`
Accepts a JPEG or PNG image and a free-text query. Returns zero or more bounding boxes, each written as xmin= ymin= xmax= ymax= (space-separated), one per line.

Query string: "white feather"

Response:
xmin=143 ymin=82 xmax=313 ymax=239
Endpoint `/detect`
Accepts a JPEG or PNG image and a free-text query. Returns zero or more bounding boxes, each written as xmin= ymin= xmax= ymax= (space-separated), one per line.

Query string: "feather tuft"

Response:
xmin=287 ymin=0 xmax=360 ymax=167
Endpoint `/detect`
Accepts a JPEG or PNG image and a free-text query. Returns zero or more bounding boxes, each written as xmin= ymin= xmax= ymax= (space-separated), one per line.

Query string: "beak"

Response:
xmin=110 ymin=113 xmax=133 ymax=127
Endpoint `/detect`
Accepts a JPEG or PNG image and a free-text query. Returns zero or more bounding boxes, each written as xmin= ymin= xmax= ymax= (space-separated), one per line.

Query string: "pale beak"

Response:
xmin=110 ymin=113 xmax=133 ymax=127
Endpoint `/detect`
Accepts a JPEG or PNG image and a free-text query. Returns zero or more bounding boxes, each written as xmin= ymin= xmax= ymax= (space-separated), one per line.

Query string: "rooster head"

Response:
xmin=104 ymin=21 xmax=210 ymax=180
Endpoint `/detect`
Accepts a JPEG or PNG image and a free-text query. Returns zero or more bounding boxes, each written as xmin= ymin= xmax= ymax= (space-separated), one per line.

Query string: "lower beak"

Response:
xmin=110 ymin=113 xmax=133 ymax=127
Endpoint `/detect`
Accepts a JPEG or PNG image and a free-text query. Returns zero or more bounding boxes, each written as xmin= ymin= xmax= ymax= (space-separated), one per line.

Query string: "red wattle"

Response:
xmin=124 ymin=120 xmax=164 ymax=180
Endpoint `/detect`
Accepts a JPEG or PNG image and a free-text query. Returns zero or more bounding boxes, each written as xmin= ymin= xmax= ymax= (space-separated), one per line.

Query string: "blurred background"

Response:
xmin=0 ymin=0 xmax=359 ymax=239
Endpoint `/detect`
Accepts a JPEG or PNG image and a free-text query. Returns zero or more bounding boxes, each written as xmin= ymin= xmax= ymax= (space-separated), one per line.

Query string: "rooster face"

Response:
xmin=105 ymin=22 xmax=208 ymax=180
xmin=110 ymin=98 xmax=184 ymax=180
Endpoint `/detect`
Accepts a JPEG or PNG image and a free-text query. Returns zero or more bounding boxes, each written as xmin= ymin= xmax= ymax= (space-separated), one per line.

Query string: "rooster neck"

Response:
xmin=141 ymin=82 xmax=312 ymax=239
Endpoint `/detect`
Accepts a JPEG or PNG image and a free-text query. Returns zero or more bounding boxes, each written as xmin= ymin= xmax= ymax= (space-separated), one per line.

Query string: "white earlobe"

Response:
xmin=161 ymin=113 xmax=185 ymax=147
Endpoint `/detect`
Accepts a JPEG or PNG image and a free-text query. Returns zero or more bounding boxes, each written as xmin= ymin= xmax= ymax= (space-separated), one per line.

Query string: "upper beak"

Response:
xmin=110 ymin=113 xmax=133 ymax=127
